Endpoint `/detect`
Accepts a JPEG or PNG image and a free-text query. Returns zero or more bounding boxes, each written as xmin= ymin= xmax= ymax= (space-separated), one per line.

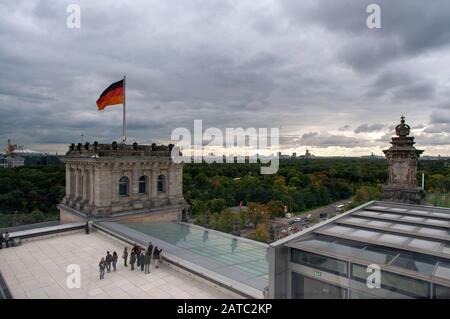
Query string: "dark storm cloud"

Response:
xmin=338 ymin=125 xmax=351 ymax=132
xmin=281 ymin=0 xmax=450 ymax=71
xmin=366 ymin=69 xmax=435 ymax=101
xmin=354 ymin=123 xmax=385 ymax=134
xmin=299 ymin=132 xmax=370 ymax=148
xmin=422 ymin=125 xmax=450 ymax=134
xmin=0 ymin=0 xmax=449 ymax=154
xmin=415 ymin=133 xmax=450 ymax=146
xmin=430 ymin=110 xmax=450 ymax=125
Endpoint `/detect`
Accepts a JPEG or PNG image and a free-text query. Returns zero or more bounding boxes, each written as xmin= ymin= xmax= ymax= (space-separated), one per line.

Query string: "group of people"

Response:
xmin=0 ymin=232 xmax=11 ymax=249
xmin=98 ymin=242 xmax=163 ymax=280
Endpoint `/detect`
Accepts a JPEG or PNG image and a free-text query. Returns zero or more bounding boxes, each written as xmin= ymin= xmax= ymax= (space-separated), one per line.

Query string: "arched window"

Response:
xmin=157 ymin=175 xmax=166 ymax=193
xmin=119 ymin=176 xmax=129 ymax=196
xmin=138 ymin=176 xmax=147 ymax=194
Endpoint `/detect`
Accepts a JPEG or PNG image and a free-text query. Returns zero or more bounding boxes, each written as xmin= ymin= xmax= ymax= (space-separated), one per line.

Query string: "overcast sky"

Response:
xmin=1 ymin=0 xmax=450 ymax=156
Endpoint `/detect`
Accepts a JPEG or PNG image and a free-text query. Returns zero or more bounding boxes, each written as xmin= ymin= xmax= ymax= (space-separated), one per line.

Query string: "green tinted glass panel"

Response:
xmin=351 ymin=264 xmax=430 ymax=298
xmin=291 ymin=249 xmax=348 ymax=276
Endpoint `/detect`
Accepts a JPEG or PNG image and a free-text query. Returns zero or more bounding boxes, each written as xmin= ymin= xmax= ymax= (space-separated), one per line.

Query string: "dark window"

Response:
xmin=119 ymin=176 xmax=129 ymax=196
xmin=157 ymin=175 xmax=165 ymax=192
xmin=138 ymin=176 xmax=147 ymax=194
xmin=291 ymin=272 xmax=347 ymax=299
xmin=351 ymin=263 xmax=430 ymax=298
xmin=433 ymin=284 xmax=450 ymax=299
xmin=290 ymin=249 xmax=348 ymax=276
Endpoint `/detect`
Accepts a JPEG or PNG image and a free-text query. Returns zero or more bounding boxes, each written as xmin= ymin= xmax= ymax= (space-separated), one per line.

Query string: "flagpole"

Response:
xmin=123 ymin=75 xmax=126 ymax=143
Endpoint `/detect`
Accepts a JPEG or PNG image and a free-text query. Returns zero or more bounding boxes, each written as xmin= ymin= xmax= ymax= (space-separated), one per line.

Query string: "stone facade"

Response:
xmin=382 ymin=116 xmax=425 ymax=204
xmin=58 ymin=141 xmax=188 ymax=223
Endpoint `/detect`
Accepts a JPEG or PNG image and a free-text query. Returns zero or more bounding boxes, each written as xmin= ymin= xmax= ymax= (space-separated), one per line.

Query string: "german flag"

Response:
xmin=96 ymin=79 xmax=124 ymax=111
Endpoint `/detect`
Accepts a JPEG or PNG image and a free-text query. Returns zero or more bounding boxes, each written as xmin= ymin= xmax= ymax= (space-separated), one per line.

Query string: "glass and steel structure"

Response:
xmin=269 ymin=201 xmax=450 ymax=299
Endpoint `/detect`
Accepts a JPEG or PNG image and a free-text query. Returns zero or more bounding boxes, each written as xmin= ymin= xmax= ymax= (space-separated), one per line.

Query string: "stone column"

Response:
xmin=167 ymin=163 xmax=172 ymax=197
xmin=83 ymin=169 xmax=89 ymax=202
xmin=71 ymin=167 xmax=76 ymax=198
xmin=175 ymin=164 xmax=183 ymax=196
xmin=95 ymin=162 xmax=113 ymax=208
xmin=111 ymin=163 xmax=120 ymax=203
xmin=132 ymin=162 xmax=140 ymax=199
xmin=65 ymin=166 xmax=71 ymax=199
xmin=74 ymin=168 xmax=80 ymax=199
xmin=89 ymin=167 xmax=95 ymax=206
xmin=151 ymin=162 xmax=158 ymax=199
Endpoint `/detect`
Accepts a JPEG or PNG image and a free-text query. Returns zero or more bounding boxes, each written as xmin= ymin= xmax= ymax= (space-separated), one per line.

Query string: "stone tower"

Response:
xmin=382 ymin=116 xmax=425 ymax=204
xmin=58 ymin=141 xmax=188 ymax=223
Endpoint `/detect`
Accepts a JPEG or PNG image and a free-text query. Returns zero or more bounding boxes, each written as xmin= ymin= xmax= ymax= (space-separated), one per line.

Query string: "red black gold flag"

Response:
xmin=96 ymin=79 xmax=124 ymax=111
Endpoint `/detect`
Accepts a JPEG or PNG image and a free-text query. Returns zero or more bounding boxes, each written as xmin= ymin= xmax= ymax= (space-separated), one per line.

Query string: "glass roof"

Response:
xmin=111 ymin=221 xmax=269 ymax=291
xmin=316 ymin=223 xmax=450 ymax=259
xmin=338 ymin=216 xmax=450 ymax=241
xmin=366 ymin=203 xmax=450 ymax=220
xmin=357 ymin=246 xmax=398 ymax=264
xmin=435 ymin=262 xmax=450 ymax=280
xmin=355 ymin=210 xmax=450 ymax=228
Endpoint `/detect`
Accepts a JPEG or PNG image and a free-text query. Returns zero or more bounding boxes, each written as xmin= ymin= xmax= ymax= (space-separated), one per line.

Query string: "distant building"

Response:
xmin=58 ymin=141 xmax=188 ymax=223
xmin=361 ymin=152 xmax=384 ymax=160
xmin=0 ymin=138 xmax=24 ymax=168
xmin=2 ymin=138 xmax=61 ymax=167
xmin=0 ymin=155 xmax=24 ymax=168
xmin=292 ymin=152 xmax=297 ymax=158
xmin=296 ymin=149 xmax=314 ymax=159
xmin=5 ymin=138 xmax=17 ymax=155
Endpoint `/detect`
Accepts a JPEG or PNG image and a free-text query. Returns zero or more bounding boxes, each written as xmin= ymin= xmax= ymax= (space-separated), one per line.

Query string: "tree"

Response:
xmin=216 ymin=209 xmax=234 ymax=233
xmin=192 ymin=200 xmax=208 ymax=216
xmin=244 ymin=202 xmax=270 ymax=229
xmin=194 ymin=172 xmax=209 ymax=188
xmin=247 ymin=222 xmax=270 ymax=243
xmin=429 ymin=174 xmax=446 ymax=192
xmin=30 ymin=208 xmax=45 ymax=223
xmin=267 ymin=200 xmax=284 ymax=218
xmin=209 ymin=198 xmax=227 ymax=214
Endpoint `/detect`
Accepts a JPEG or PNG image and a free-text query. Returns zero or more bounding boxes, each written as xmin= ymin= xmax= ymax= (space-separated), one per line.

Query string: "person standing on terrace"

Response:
xmin=99 ymin=258 xmax=106 ymax=280
xmin=130 ymin=250 xmax=136 ymax=270
xmin=112 ymin=251 xmax=118 ymax=271
xmin=139 ymin=251 xmax=145 ymax=272
xmin=154 ymin=247 xmax=162 ymax=268
xmin=122 ymin=247 xmax=128 ymax=267
xmin=105 ymin=251 xmax=112 ymax=273
xmin=144 ymin=249 xmax=151 ymax=274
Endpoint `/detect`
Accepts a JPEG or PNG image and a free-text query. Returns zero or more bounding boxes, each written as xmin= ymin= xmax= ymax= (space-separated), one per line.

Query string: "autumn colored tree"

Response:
xmin=247 ymin=221 xmax=270 ymax=243
xmin=244 ymin=202 xmax=270 ymax=229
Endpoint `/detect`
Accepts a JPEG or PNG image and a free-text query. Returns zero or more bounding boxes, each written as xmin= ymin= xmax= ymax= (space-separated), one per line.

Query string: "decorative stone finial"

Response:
xmin=383 ymin=116 xmax=425 ymax=204
xmin=395 ymin=115 xmax=410 ymax=137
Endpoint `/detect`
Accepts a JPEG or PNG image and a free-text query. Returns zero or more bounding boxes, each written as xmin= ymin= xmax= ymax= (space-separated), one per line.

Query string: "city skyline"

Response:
xmin=1 ymin=1 xmax=450 ymax=156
